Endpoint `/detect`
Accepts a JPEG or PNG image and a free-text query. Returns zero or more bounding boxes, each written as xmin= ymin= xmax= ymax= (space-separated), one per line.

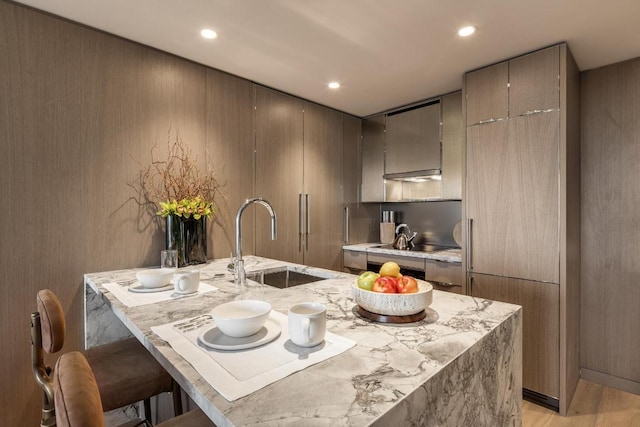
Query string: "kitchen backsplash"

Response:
xmin=379 ymin=201 xmax=461 ymax=248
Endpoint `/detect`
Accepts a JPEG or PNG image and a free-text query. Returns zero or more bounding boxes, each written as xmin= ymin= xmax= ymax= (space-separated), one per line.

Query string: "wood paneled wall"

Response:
xmin=0 ymin=3 xmax=208 ymax=425
xmin=580 ymin=56 xmax=640 ymax=395
xmin=0 ymin=1 xmax=311 ymax=424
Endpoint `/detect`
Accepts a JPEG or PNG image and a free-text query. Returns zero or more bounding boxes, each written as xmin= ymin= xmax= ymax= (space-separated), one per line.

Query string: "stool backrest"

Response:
xmin=37 ymin=289 xmax=66 ymax=353
xmin=54 ymin=351 xmax=105 ymax=427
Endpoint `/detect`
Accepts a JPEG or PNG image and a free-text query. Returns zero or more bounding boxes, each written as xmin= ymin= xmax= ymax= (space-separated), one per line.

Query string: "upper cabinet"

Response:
xmin=466 ymin=45 xmax=560 ymax=125
xmin=465 ymin=62 xmax=509 ymax=125
xmin=385 ymin=101 xmax=440 ymax=175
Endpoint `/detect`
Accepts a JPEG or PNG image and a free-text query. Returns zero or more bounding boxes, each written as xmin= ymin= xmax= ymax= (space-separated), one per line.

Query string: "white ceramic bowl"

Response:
xmin=211 ymin=300 xmax=272 ymax=338
xmin=352 ymin=279 xmax=433 ymax=316
xmin=135 ymin=268 xmax=175 ymax=288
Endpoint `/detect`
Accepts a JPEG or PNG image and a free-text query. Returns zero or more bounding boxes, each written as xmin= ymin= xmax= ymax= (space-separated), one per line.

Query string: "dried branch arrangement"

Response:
xmin=132 ymin=128 xmax=223 ymax=220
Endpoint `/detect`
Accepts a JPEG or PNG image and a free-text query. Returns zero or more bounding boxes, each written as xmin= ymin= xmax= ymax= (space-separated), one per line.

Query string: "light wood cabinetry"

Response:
xmin=464 ymin=43 xmax=579 ymax=414
xmin=361 ymin=114 xmax=385 ymax=202
xmin=205 ymin=70 xmax=255 ymax=259
xmin=342 ymin=114 xmax=359 ymax=246
xmin=255 ymin=86 xmax=304 ymax=264
xmin=343 ymin=249 xmax=367 ymax=274
xmin=303 ymin=102 xmax=344 ymax=271
xmin=385 ymin=102 xmax=440 ymax=174
xmin=425 ymin=259 xmax=463 ymax=294
xmin=467 ymin=111 xmax=560 ymax=283
xmin=254 ymin=87 xmax=344 ymax=271
xmin=509 ymin=45 xmax=560 ymax=116
xmin=465 ymin=62 xmax=508 ymax=125
xmin=470 ymin=273 xmax=560 ymax=398
xmin=466 ymin=45 xmax=560 ymax=125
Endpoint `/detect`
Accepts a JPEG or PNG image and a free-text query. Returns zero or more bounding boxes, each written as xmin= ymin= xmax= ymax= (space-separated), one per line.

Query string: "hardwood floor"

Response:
xmin=523 ymin=380 xmax=640 ymax=426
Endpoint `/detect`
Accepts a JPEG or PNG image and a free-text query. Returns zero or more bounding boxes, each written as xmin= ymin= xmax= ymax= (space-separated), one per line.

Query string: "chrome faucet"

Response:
xmin=234 ymin=198 xmax=277 ymax=286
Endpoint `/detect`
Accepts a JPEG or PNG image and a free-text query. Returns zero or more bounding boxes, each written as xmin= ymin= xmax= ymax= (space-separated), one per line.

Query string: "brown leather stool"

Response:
xmin=54 ymin=351 xmax=215 ymax=427
xmin=32 ymin=289 xmax=182 ymax=426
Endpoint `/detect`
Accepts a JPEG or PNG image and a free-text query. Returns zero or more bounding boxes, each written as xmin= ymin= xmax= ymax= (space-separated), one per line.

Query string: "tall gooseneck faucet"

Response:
xmin=235 ymin=198 xmax=277 ymax=286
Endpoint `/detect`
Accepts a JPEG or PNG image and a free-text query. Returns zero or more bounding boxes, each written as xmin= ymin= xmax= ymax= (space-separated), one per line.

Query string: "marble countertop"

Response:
xmin=343 ymin=243 xmax=463 ymax=263
xmin=85 ymin=256 xmax=520 ymax=426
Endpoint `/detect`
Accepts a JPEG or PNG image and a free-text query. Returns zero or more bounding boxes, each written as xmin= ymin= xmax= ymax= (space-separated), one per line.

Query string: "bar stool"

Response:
xmin=31 ymin=289 xmax=182 ymax=426
xmin=54 ymin=351 xmax=215 ymax=427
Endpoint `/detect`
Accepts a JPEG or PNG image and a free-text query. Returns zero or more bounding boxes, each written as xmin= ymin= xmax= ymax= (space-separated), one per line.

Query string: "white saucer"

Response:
xmin=198 ymin=318 xmax=281 ymax=351
xmin=128 ymin=283 xmax=173 ymax=293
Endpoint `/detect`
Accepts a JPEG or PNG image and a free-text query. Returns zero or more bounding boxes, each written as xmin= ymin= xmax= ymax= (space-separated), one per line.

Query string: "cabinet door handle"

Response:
xmin=298 ymin=193 xmax=304 ymax=248
xmin=467 ymin=218 xmax=473 ymax=271
xmin=468 ymin=275 xmax=474 ymax=295
xmin=344 ymin=206 xmax=350 ymax=243
xmin=305 ymin=194 xmax=310 ymax=236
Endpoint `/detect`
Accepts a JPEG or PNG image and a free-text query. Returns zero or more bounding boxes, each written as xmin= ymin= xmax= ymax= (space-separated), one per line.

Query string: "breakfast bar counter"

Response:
xmin=84 ymin=256 xmax=522 ymax=426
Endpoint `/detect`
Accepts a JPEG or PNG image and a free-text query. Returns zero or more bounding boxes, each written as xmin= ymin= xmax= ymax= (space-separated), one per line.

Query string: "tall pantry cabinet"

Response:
xmin=254 ymin=85 xmax=348 ymax=271
xmin=463 ymin=44 xmax=580 ymax=414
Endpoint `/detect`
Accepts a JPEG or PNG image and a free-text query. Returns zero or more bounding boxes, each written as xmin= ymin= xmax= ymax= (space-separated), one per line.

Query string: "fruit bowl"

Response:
xmin=352 ymin=279 xmax=433 ymax=316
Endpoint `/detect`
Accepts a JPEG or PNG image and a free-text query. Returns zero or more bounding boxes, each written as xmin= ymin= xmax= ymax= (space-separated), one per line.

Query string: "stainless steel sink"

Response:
xmin=248 ymin=269 xmax=328 ymax=289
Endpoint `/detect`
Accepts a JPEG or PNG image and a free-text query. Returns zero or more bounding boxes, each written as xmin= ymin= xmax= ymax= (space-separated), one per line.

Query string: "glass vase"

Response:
xmin=165 ymin=215 xmax=207 ymax=267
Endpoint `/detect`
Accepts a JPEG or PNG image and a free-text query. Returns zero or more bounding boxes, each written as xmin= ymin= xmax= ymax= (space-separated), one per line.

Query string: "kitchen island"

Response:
xmin=84 ymin=256 xmax=522 ymax=426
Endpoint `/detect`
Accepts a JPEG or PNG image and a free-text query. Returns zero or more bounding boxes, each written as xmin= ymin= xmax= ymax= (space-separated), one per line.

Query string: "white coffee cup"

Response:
xmin=174 ymin=270 xmax=200 ymax=294
xmin=288 ymin=302 xmax=326 ymax=347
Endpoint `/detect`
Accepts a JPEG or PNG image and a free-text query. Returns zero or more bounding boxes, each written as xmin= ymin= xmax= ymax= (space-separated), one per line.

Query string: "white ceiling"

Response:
xmin=13 ymin=0 xmax=640 ymax=117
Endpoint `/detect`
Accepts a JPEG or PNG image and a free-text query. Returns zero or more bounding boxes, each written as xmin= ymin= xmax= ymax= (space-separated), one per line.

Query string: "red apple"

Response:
xmin=372 ymin=276 xmax=398 ymax=293
xmin=396 ymin=276 xmax=419 ymax=294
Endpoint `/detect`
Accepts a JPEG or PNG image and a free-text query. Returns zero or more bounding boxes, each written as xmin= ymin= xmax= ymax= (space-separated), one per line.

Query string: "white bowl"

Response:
xmin=352 ymin=279 xmax=433 ymax=316
xmin=211 ymin=300 xmax=272 ymax=338
xmin=136 ymin=268 xmax=175 ymax=288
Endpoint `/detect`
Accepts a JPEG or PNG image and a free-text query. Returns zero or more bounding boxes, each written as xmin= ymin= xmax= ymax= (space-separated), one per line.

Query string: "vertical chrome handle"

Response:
xmin=467 ymin=218 xmax=473 ymax=271
xmin=298 ymin=193 xmax=304 ymax=249
xmin=305 ymin=194 xmax=310 ymax=235
xmin=468 ymin=275 xmax=474 ymax=296
xmin=344 ymin=206 xmax=350 ymax=243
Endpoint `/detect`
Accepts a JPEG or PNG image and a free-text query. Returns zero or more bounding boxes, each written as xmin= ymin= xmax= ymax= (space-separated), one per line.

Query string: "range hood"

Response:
xmin=383 ymin=169 xmax=442 ymax=182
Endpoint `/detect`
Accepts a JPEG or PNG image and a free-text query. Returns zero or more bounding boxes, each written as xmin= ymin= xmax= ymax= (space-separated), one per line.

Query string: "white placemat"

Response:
xmin=103 ymin=281 xmax=218 ymax=307
xmin=151 ymin=310 xmax=355 ymax=401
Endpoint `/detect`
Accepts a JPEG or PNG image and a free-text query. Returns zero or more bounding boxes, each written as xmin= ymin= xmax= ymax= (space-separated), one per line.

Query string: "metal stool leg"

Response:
xmin=172 ymin=381 xmax=183 ymax=416
xmin=143 ymin=398 xmax=152 ymax=422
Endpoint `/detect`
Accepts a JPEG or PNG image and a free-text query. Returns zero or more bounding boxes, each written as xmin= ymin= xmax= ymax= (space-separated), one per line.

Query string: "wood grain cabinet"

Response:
xmin=255 ymin=86 xmax=305 ymax=265
xmin=254 ymin=86 xmax=345 ymax=271
xmin=361 ymin=114 xmax=385 ymax=202
xmin=467 ymin=111 xmax=560 ymax=283
xmin=425 ymin=260 xmax=463 ymax=294
xmin=302 ymin=102 xmax=344 ymax=270
xmin=463 ymin=43 xmax=579 ymax=414
xmin=466 ymin=45 xmax=560 ymax=125
xmin=469 ymin=273 xmax=560 ymax=398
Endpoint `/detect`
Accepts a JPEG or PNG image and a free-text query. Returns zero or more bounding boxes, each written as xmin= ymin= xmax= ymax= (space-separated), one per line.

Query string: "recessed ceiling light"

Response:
xmin=328 ymin=82 xmax=340 ymax=89
xmin=458 ymin=25 xmax=476 ymax=37
xmin=200 ymin=28 xmax=218 ymax=40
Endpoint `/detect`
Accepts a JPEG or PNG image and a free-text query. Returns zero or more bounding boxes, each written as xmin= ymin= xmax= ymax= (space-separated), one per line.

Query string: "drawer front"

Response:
xmin=425 ymin=260 xmax=463 ymax=286
xmin=343 ymin=250 xmax=367 ymax=270
xmin=367 ymin=253 xmax=426 ymax=271
xmin=431 ymin=282 xmax=464 ymax=294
